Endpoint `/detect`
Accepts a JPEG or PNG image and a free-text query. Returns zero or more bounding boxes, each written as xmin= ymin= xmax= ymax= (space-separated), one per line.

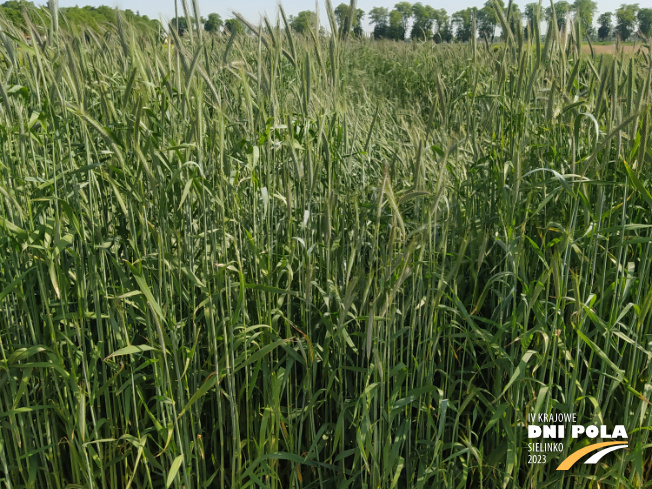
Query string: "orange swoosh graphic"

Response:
xmin=557 ymin=441 xmax=628 ymax=470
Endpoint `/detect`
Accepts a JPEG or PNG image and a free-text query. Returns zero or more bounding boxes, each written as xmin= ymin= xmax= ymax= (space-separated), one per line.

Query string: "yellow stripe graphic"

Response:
xmin=557 ymin=441 xmax=628 ymax=471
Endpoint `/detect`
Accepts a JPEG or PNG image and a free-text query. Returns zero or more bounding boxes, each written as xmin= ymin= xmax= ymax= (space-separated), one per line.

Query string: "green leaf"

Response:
xmin=0 ymin=267 xmax=34 ymax=302
xmin=178 ymin=178 xmax=194 ymax=210
xmin=127 ymin=265 xmax=165 ymax=320
xmin=500 ymin=350 xmax=537 ymax=398
xmin=622 ymin=159 xmax=652 ymax=209
xmin=166 ymin=455 xmax=184 ymax=488
xmin=106 ymin=345 xmax=158 ymax=359
xmin=178 ymin=374 xmax=217 ymax=418
xmin=576 ymin=320 xmax=625 ymax=380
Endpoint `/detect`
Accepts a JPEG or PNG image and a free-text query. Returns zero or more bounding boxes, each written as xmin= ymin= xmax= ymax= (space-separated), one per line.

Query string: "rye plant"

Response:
xmin=0 ymin=2 xmax=651 ymax=488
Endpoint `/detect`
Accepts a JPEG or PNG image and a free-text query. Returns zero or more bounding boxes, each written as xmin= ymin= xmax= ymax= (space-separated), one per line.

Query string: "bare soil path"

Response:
xmin=581 ymin=44 xmax=641 ymax=55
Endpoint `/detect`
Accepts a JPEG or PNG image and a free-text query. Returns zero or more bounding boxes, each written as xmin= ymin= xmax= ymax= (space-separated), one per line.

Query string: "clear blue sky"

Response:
xmin=36 ymin=0 xmax=627 ymax=32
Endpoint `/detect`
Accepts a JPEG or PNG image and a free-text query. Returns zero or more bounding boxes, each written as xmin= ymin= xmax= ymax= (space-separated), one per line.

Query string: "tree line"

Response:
xmin=1 ymin=0 xmax=650 ymax=43
xmin=332 ymin=1 xmax=650 ymax=42
xmin=171 ymin=2 xmax=651 ymax=43
xmin=0 ymin=1 xmax=160 ymax=33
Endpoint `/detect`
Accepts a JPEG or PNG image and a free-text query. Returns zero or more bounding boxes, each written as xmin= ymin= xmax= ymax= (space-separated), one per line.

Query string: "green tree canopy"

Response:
xmin=453 ymin=7 xmax=476 ymax=42
xmin=353 ymin=9 xmax=365 ymax=36
xmin=572 ymin=0 xmax=597 ymax=36
xmin=290 ymin=10 xmax=318 ymax=34
xmin=507 ymin=3 xmax=522 ymax=38
xmin=597 ymin=11 xmax=612 ymax=40
xmin=478 ymin=0 xmax=503 ymax=41
xmin=546 ymin=1 xmax=571 ymax=30
xmin=334 ymin=3 xmax=364 ymax=37
xmin=394 ymin=1 xmax=413 ymax=35
xmin=524 ymin=2 xmax=541 ymax=39
xmin=616 ymin=3 xmax=639 ymax=40
xmin=434 ymin=10 xmax=453 ymax=43
xmin=369 ymin=6 xmax=389 ymax=28
xmin=388 ymin=8 xmax=406 ymax=40
xmin=204 ymin=13 xmax=222 ymax=33
xmin=369 ymin=6 xmax=389 ymax=38
xmin=410 ymin=2 xmax=438 ymax=40
xmin=637 ymin=7 xmax=652 ymax=36
xmin=334 ymin=3 xmax=351 ymax=31
xmin=224 ymin=18 xmax=243 ymax=35
xmin=170 ymin=16 xmax=189 ymax=36
xmin=0 ymin=2 xmax=158 ymax=35
xmin=0 ymin=1 xmax=28 ymax=30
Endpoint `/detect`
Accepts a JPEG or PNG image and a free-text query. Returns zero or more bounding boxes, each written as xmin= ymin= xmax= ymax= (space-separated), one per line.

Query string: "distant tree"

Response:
xmin=224 ymin=18 xmax=243 ymax=35
xmin=388 ymin=8 xmax=406 ymax=40
xmin=546 ymin=1 xmax=571 ymax=30
xmin=334 ymin=3 xmax=350 ymax=30
xmin=410 ymin=2 xmax=437 ymax=40
xmin=353 ymin=9 xmax=365 ymax=36
xmin=0 ymin=1 xmax=29 ymax=29
xmin=0 ymin=2 xmax=159 ymax=34
xmin=394 ymin=1 xmax=413 ymax=36
xmin=507 ymin=3 xmax=522 ymax=38
xmin=369 ymin=6 xmax=390 ymax=38
xmin=572 ymin=0 xmax=597 ymax=36
xmin=615 ymin=4 xmax=639 ymax=41
xmin=289 ymin=10 xmax=318 ymax=34
xmin=478 ymin=0 xmax=503 ymax=41
xmin=638 ymin=8 xmax=652 ymax=36
xmin=524 ymin=2 xmax=541 ymax=39
xmin=204 ymin=13 xmax=222 ymax=33
xmin=452 ymin=7 xmax=476 ymax=42
xmin=429 ymin=9 xmax=448 ymax=41
xmin=434 ymin=10 xmax=453 ymax=42
xmin=60 ymin=6 xmax=107 ymax=30
xmin=597 ymin=11 xmax=612 ymax=40
xmin=334 ymin=4 xmax=364 ymax=37
xmin=171 ymin=16 xmax=189 ymax=36
xmin=95 ymin=5 xmax=117 ymax=23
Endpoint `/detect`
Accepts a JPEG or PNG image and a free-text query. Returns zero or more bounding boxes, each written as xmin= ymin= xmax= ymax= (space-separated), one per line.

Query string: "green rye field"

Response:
xmin=0 ymin=2 xmax=652 ymax=488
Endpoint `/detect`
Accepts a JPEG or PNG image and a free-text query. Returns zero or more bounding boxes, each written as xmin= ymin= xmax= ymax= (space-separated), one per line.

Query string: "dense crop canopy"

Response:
xmin=0 ymin=3 xmax=651 ymax=488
